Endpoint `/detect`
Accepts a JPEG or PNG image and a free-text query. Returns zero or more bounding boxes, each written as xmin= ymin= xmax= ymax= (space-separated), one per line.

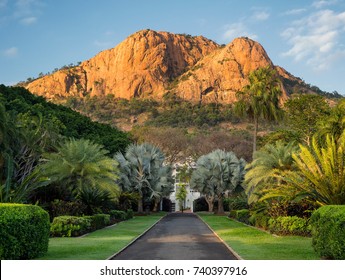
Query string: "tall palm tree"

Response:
xmin=115 ymin=143 xmax=173 ymax=213
xmin=39 ymin=138 xmax=119 ymax=199
xmin=235 ymin=66 xmax=283 ymax=156
xmin=244 ymin=141 xmax=298 ymax=204
xmin=190 ymin=149 xmax=245 ymax=214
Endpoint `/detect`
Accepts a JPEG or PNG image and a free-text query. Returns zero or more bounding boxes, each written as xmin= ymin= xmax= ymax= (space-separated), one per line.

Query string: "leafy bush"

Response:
xmin=228 ymin=195 xmax=249 ymax=210
xmin=268 ymin=216 xmax=310 ymax=236
xmin=50 ymin=216 xmax=92 ymax=237
xmin=109 ymin=210 xmax=127 ymax=221
xmin=89 ymin=214 xmax=110 ymax=230
xmin=310 ymin=205 xmax=345 ymax=259
xmin=50 ymin=199 xmax=86 ymax=219
xmin=126 ymin=209 xmax=134 ymax=219
xmin=229 ymin=210 xmax=237 ymax=219
xmin=236 ymin=209 xmax=250 ymax=224
xmin=0 ymin=203 xmax=50 ymax=259
xmin=249 ymin=212 xmax=270 ymax=230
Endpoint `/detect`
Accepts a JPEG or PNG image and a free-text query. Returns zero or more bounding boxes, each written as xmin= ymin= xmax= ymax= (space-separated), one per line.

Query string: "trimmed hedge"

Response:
xmin=249 ymin=213 xmax=270 ymax=230
xmin=268 ymin=216 xmax=310 ymax=236
xmin=50 ymin=216 xmax=92 ymax=237
xmin=50 ymin=214 xmax=111 ymax=237
xmin=228 ymin=209 xmax=250 ymax=224
xmin=0 ymin=203 xmax=50 ymax=259
xmin=90 ymin=214 xmax=110 ymax=230
xmin=109 ymin=210 xmax=127 ymax=221
xmin=310 ymin=205 xmax=345 ymax=259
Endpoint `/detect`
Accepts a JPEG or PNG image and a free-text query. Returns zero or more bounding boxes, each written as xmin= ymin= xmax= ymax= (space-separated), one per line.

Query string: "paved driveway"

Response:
xmin=111 ymin=213 xmax=238 ymax=260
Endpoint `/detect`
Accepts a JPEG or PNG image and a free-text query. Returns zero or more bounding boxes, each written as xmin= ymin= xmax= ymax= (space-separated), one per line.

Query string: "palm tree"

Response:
xmin=190 ymin=149 xmax=245 ymax=214
xmin=244 ymin=141 xmax=298 ymax=204
xmin=0 ymin=105 xmax=50 ymax=203
xmin=39 ymin=138 xmax=119 ymax=199
xmin=235 ymin=66 xmax=283 ymax=156
xmin=271 ymin=134 xmax=345 ymax=206
xmin=115 ymin=143 xmax=173 ymax=213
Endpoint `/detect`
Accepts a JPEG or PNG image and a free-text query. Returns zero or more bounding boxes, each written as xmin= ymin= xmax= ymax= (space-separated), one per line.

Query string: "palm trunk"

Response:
xmin=152 ymin=197 xmax=160 ymax=212
xmin=217 ymin=194 xmax=225 ymax=214
xmin=205 ymin=195 xmax=214 ymax=212
xmin=253 ymin=116 xmax=258 ymax=157
xmin=137 ymin=194 xmax=144 ymax=213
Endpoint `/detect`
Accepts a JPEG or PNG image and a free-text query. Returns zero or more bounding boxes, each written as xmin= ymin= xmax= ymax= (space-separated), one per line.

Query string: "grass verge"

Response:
xmin=37 ymin=213 xmax=165 ymax=260
xmin=198 ymin=213 xmax=319 ymax=260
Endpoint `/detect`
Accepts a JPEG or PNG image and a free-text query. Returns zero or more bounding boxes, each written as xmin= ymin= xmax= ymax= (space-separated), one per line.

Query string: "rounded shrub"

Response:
xmin=0 ymin=203 xmax=50 ymax=260
xmin=310 ymin=205 xmax=345 ymax=259
xmin=50 ymin=216 xmax=92 ymax=237
xmin=268 ymin=216 xmax=310 ymax=236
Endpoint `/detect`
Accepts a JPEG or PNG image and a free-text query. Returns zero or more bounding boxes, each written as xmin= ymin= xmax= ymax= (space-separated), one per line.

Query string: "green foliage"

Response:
xmin=228 ymin=209 xmax=250 ymax=224
xmin=0 ymin=85 xmax=131 ymax=154
xmin=109 ymin=210 xmax=127 ymax=221
xmin=175 ymin=184 xmax=187 ymax=212
xmin=50 ymin=199 xmax=87 ymax=219
xmin=249 ymin=212 xmax=270 ymax=230
xmin=191 ymin=149 xmax=246 ymax=214
xmin=228 ymin=194 xmax=249 ymax=210
xmin=77 ymin=186 xmax=114 ymax=215
xmin=244 ymin=141 xmax=298 ymax=204
xmin=89 ymin=214 xmax=110 ymax=230
xmin=39 ymin=138 xmax=120 ymax=200
xmin=0 ymin=203 xmax=50 ymax=259
xmin=284 ymin=94 xmax=330 ymax=144
xmin=50 ymin=215 xmax=92 ymax=237
xmin=115 ymin=143 xmax=173 ymax=213
xmin=236 ymin=209 xmax=250 ymax=224
xmin=268 ymin=216 xmax=310 ymax=236
xmin=310 ymin=205 xmax=345 ymax=259
xmin=235 ymin=66 xmax=283 ymax=154
xmin=275 ymin=134 xmax=345 ymax=206
xmin=126 ymin=209 xmax=134 ymax=219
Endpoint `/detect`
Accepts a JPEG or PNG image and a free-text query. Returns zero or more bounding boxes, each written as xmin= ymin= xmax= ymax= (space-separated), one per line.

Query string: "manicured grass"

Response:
xmin=37 ymin=213 xmax=165 ymax=260
xmin=198 ymin=213 xmax=319 ymax=260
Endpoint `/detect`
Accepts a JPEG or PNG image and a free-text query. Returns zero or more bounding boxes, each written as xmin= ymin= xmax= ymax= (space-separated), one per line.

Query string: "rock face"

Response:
xmin=25 ymin=30 xmax=303 ymax=103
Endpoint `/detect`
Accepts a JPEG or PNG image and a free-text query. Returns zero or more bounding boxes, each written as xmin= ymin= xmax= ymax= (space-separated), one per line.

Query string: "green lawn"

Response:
xmin=37 ymin=213 xmax=165 ymax=260
xmin=198 ymin=213 xmax=319 ymax=260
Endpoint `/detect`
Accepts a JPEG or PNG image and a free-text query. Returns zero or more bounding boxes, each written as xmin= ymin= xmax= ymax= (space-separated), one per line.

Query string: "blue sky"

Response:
xmin=1 ymin=0 xmax=345 ymax=94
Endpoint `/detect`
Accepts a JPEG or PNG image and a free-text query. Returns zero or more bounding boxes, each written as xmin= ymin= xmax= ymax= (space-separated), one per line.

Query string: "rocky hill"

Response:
xmin=24 ymin=29 xmax=326 ymax=103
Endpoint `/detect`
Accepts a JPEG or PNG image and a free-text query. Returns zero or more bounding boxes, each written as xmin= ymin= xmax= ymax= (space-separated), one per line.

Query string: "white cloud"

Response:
xmin=281 ymin=9 xmax=345 ymax=70
xmin=252 ymin=10 xmax=270 ymax=21
xmin=12 ymin=0 xmax=42 ymax=24
xmin=20 ymin=16 xmax=36 ymax=25
xmin=3 ymin=47 xmax=18 ymax=57
xmin=312 ymin=0 xmax=338 ymax=9
xmin=222 ymin=22 xmax=258 ymax=42
xmin=283 ymin=8 xmax=307 ymax=16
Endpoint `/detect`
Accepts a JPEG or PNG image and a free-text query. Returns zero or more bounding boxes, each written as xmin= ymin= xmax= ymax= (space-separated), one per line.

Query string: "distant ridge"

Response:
xmin=24 ymin=29 xmax=338 ymax=103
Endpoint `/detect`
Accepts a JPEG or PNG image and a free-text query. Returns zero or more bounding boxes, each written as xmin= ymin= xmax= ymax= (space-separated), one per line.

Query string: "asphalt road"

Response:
xmin=111 ymin=213 xmax=238 ymax=260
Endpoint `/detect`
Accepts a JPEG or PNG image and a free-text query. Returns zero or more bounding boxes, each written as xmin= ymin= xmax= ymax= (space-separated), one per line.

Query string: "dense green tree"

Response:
xmin=316 ymin=99 xmax=345 ymax=143
xmin=190 ymin=149 xmax=245 ymax=214
xmin=0 ymin=85 xmax=131 ymax=154
xmin=235 ymin=66 xmax=283 ymax=155
xmin=115 ymin=143 xmax=173 ymax=213
xmin=39 ymin=138 xmax=119 ymax=200
xmin=175 ymin=184 xmax=187 ymax=213
xmin=284 ymin=94 xmax=330 ymax=144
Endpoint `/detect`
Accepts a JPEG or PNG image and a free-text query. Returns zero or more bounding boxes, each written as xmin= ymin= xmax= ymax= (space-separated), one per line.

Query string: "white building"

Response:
xmin=169 ymin=160 xmax=200 ymax=212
